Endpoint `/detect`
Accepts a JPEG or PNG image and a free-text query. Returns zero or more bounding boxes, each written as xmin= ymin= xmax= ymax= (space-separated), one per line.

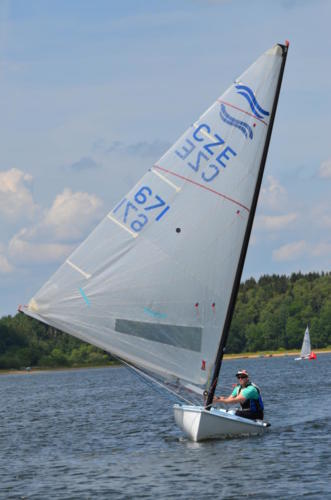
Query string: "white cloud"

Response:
xmin=319 ymin=159 xmax=331 ymax=178
xmin=7 ymin=188 xmax=104 ymax=266
xmin=310 ymin=242 xmax=331 ymax=257
xmin=257 ymin=213 xmax=297 ymax=230
xmin=273 ymin=240 xmax=307 ymax=261
xmin=272 ymin=238 xmax=331 ymax=264
xmin=260 ymin=175 xmax=287 ymax=210
xmin=0 ymin=253 xmax=13 ymax=273
xmin=311 ymin=201 xmax=331 ymax=228
xmin=0 ymin=168 xmax=38 ymax=220
xmin=8 ymin=230 xmax=73 ymax=264
xmin=43 ymin=188 xmax=103 ymax=241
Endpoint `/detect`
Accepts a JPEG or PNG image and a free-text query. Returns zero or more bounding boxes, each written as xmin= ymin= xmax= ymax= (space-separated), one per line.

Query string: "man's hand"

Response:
xmin=213 ymin=396 xmax=226 ymax=403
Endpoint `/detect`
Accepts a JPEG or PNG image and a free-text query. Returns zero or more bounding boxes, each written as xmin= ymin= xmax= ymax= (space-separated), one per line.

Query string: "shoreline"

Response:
xmin=223 ymin=348 xmax=331 ymax=360
xmin=0 ymin=364 xmax=119 ymax=376
xmin=1 ymin=349 xmax=330 ymax=376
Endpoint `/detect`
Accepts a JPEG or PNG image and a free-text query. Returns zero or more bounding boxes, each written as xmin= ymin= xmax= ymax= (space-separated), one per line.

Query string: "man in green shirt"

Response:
xmin=213 ymin=369 xmax=264 ymax=420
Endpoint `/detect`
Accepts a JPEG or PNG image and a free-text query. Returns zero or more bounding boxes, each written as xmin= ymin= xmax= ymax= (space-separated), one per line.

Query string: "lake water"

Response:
xmin=1 ymin=354 xmax=330 ymax=499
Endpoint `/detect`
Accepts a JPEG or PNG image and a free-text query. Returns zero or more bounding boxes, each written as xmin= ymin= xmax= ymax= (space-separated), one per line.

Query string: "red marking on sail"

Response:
xmin=153 ymin=165 xmax=250 ymax=213
xmin=201 ymin=360 xmax=206 ymax=371
xmin=217 ymin=99 xmax=268 ymax=126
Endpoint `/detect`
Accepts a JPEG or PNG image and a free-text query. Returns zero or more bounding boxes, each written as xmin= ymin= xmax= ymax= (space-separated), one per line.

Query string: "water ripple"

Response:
xmin=0 ymin=356 xmax=330 ymax=499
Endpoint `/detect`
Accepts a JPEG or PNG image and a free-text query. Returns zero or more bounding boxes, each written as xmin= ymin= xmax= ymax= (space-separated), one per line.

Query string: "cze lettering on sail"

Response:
xmin=174 ymin=122 xmax=237 ymax=183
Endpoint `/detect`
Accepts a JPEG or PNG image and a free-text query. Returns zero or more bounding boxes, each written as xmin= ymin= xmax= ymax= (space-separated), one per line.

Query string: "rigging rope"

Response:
xmin=114 ymin=356 xmax=197 ymax=405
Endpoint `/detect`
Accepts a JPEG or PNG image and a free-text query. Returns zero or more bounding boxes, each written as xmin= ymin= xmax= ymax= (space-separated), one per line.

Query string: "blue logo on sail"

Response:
xmin=219 ymin=104 xmax=253 ymax=140
xmin=235 ymin=85 xmax=269 ymax=119
xmin=144 ymin=307 xmax=167 ymax=319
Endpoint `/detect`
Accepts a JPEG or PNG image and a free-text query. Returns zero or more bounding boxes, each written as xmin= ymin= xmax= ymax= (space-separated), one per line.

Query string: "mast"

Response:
xmin=205 ymin=42 xmax=289 ymax=409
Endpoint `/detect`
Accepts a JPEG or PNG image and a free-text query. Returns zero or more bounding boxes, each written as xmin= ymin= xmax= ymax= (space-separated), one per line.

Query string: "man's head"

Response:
xmin=236 ymin=369 xmax=249 ymax=386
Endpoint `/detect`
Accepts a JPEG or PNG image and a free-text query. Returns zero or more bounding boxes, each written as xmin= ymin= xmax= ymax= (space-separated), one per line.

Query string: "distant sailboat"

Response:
xmin=21 ymin=42 xmax=289 ymax=441
xmin=295 ymin=326 xmax=317 ymax=361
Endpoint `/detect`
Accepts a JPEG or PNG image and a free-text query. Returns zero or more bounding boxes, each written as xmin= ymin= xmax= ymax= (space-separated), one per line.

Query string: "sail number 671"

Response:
xmin=113 ymin=186 xmax=170 ymax=232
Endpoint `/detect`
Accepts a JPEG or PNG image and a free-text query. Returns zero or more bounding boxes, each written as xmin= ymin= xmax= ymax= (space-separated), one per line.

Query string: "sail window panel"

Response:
xmin=115 ymin=319 xmax=202 ymax=352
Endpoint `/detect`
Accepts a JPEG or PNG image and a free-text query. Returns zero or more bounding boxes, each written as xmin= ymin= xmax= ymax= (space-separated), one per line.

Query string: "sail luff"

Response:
xmin=205 ymin=42 xmax=289 ymax=409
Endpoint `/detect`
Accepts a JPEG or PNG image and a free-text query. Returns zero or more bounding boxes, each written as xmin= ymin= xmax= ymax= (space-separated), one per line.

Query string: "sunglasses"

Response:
xmin=237 ymin=375 xmax=248 ymax=379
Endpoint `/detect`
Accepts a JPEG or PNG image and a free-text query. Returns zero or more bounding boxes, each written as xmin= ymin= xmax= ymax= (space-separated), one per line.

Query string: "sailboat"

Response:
xmin=21 ymin=42 xmax=289 ymax=441
xmin=294 ymin=326 xmax=317 ymax=361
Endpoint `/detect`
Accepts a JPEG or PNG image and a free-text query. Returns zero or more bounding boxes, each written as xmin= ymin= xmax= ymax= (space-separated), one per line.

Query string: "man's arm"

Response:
xmin=213 ymin=393 xmax=246 ymax=405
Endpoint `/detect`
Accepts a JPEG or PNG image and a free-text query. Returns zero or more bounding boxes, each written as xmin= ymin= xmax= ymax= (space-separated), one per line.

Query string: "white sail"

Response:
xmin=23 ymin=45 xmax=284 ymax=388
xmin=300 ymin=326 xmax=311 ymax=358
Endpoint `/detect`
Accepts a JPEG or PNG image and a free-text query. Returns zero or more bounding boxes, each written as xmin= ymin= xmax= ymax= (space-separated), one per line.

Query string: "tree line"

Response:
xmin=0 ymin=272 xmax=330 ymax=369
xmin=227 ymin=271 xmax=331 ymax=353
xmin=0 ymin=313 xmax=113 ymax=370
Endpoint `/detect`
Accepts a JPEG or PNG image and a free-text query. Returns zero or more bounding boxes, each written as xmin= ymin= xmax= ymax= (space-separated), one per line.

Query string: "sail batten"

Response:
xmin=151 ymin=168 xmax=181 ymax=192
xmin=107 ymin=213 xmax=139 ymax=238
xmin=66 ymin=259 xmax=91 ymax=279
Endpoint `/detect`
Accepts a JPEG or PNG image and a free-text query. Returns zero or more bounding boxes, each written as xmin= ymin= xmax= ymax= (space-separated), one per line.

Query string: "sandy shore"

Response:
xmin=1 ymin=349 xmax=330 ymax=376
xmin=0 ymin=364 xmax=118 ymax=376
xmin=224 ymin=349 xmax=331 ymax=360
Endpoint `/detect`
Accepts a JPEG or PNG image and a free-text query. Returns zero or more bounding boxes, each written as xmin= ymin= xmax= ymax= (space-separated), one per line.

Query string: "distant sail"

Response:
xmin=23 ymin=45 xmax=284 ymax=389
xmin=300 ymin=326 xmax=311 ymax=359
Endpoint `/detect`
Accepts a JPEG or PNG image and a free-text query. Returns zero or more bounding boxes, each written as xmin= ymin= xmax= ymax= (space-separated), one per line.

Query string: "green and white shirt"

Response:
xmin=231 ymin=384 xmax=259 ymax=401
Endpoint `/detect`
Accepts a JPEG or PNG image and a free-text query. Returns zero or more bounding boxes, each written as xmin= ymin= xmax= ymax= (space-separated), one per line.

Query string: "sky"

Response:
xmin=0 ymin=0 xmax=330 ymax=316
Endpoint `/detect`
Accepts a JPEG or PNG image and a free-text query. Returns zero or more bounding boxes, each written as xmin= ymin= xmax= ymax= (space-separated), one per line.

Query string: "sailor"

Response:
xmin=213 ymin=369 xmax=264 ymax=420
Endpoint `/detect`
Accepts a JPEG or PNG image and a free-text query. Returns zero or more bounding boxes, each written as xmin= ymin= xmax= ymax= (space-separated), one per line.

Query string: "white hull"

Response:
xmin=174 ymin=404 xmax=269 ymax=442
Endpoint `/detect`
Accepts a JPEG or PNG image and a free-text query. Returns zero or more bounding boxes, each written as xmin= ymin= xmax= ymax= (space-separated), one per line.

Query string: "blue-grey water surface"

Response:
xmin=1 ymin=354 xmax=330 ymax=499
